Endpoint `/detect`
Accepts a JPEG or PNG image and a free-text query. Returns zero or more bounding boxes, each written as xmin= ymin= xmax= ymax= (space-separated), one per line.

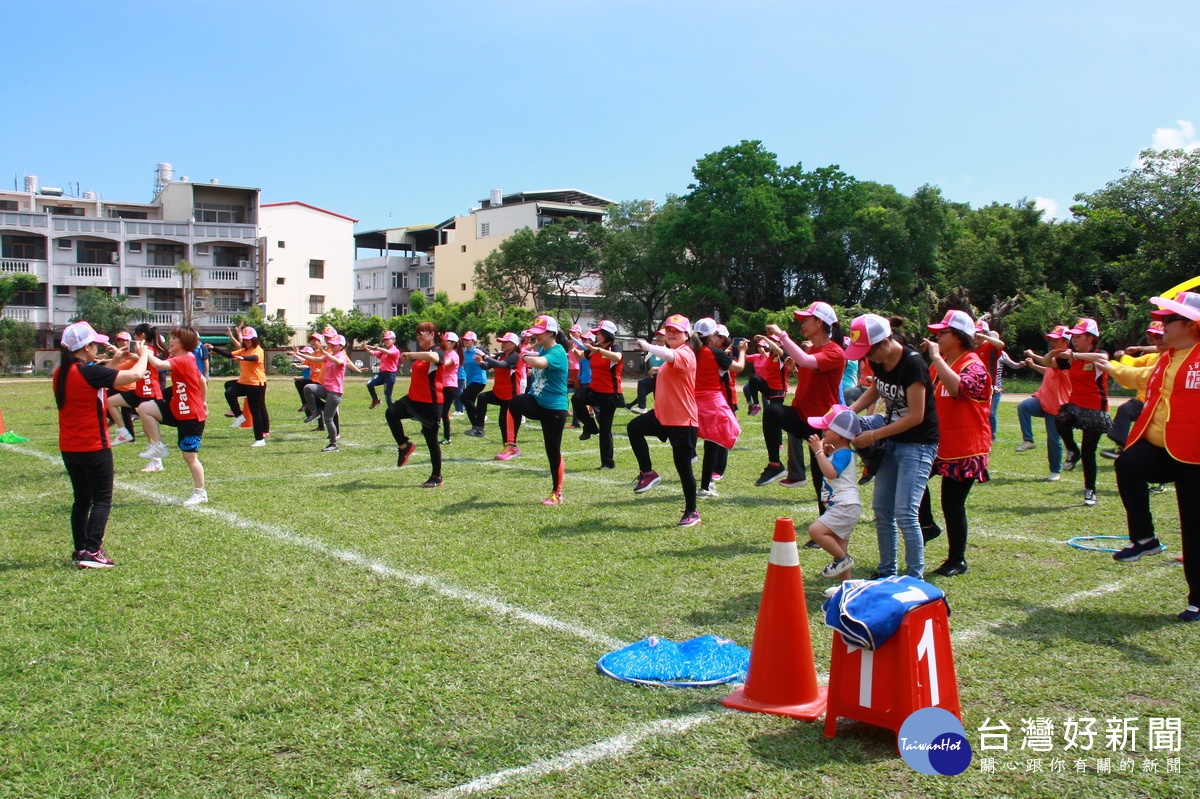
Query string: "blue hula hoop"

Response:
xmin=1067 ymin=535 xmax=1168 ymax=554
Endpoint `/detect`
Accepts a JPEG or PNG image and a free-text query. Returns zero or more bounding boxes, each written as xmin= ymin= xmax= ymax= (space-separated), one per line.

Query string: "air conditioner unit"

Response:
xmin=238 ymin=259 xmax=251 ymax=269
xmin=193 ymin=300 xmax=206 ymax=311
xmin=276 ymin=277 xmax=286 ymax=285
xmin=110 ymin=252 xmax=120 ymax=264
xmin=409 ymin=257 xmax=419 ymax=266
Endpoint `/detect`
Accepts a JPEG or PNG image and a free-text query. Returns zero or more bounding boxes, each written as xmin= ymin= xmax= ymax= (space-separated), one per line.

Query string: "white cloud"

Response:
xmin=1149 ymin=119 xmax=1199 ymax=151
xmin=1033 ymin=196 xmax=1061 ymax=221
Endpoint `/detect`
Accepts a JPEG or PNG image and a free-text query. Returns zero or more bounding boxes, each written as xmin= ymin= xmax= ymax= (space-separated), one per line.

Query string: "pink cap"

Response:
xmin=591 ymin=320 xmax=617 ymax=337
xmin=61 ymin=321 xmax=109 ymax=351
xmin=1150 ymin=290 xmax=1200 ymax=322
xmin=661 ymin=314 xmax=690 ymax=333
xmin=498 ymin=332 xmax=522 ymax=346
xmin=300 ymin=345 xmax=314 ymax=354
xmin=326 ymin=334 xmax=346 ymax=347
xmin=382 ymin=330 xmax=396 ymax=340
xmin=322 ymin=326 xmax=337 ymax=337
xmin=1145 ymin=320 xmax=1165 ymax=336
xmin=974 ymin=320 xmax=991 ymax=334
xmin=115 ymin=331 xmax=132 ymax=341
xmin=927 ymin=309 xmax=975 ymax=337
xmin=444 ymin=331 xmax=459 ymax=343
xmin=526 ymin=315 xmax=560 ymax=335
xmin=241 ymin=327 xmax=257 ymax=339
xmin=462 ymin=330 xmax=477 ymax=341
xmin=794 ymin=301 xmax=837 ymax=326
xmin=807 ymin=404 xmax=862 ymax=439
xmin=1044 ymin=325 xmax=1070 ymax=340
xmin=843 ymin=314 xmax=892 ymax=360
xmin=1067 ymin=317 xmax=1100 ymax=337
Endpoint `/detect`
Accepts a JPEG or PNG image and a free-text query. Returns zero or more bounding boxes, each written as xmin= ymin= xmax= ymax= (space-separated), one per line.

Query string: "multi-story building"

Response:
xmin=259 ymin=202 xmax=357 ymax=340
xmin=352 ymin=188 xmax=613 ymax=327
xmin=1 ymin=166 xmax=260 ymax=347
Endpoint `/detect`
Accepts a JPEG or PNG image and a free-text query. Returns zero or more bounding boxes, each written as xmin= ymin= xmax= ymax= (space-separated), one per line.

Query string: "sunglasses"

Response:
xmin=1160 ymin=314 xmax=1188 ymax=324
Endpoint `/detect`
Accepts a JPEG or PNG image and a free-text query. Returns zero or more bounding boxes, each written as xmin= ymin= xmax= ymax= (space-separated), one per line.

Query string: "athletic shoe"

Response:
xmin=696 ymin=487 xmax=718 ymax=498
xmin=421 ymin=476 xmax=444 ymax=489
xmin=858 ymin=470 xmax=875 ymax=486
xmin=183 ymin=488 xmax=209 ymax=507
xmin=1149 ymin=483 xmax=1166 ymax=493
xmin=1113 ymin=538 xmax=1164 ymax=562
xmin=141 ymin=459 xmax=163 ymax=473
xmin=541 ymin=492 xmax=563 ymax=506
xmin=598 ymin=462 xmax=615 ymax=470
xmin=1178 ymin=606 xmax=1200 ymax=622
xmin=748 ymin=403 xmax=761 ymax=416
xmin=633 ymin=471 xmax=662 ymax=493
xmin=1046 ymin=472 xmax=1061 ymax=482
xmin=251 ymin=439 xmax=266 ymax=448
xmin=230 ymin=415 xmax=246 ymax=428
xmin=711 ymin=473 xmax=723 ymax=482
xmin=932 ymin=559 xmax=969 ymax=577
xmin=138 ymin=443 xmax=160 ymax=459
xmin=630 ymin=406 xmax=647 ymax=414
xmin=77 ymin=549 xmax=115 ymax=569
xmin=71 ymin=550 xmax=85 ymax=564
xmin=304 ymin=413 xmax=321 ymax=424
xmin=1099 ymin=448 xmax=1122 ymax=460
xmin=112 ymin=428 xmax=135 ymax=446
xmin=822 ymin=555 xmax=855 ymax=578
xmin=1063 ymin=451 xmax=1080 ymax=471
xmin=755 ymin=463 xmax=786 ymax=486
xmin=322 ymin=443 xmax=339 ymax=452
xmin=464 ymin=426 xmax=484 ymax=437
xmin=494 ymin=444 xmax=519 ymax=461
xmin=1015 ymin=441 xmax=1036 ymax=452
xmin=397 ymin=441 xmax=416 ymax=468
xmin=803 ymin=540 xmax=822 ymax=549
xmin=1083 ymin=489 xmax=1097 ymax=507
xmin=223 ymin=411 xmax=236 ymax=418
xmin=677 ymin=510 xmax=701 ymax=527
xmin=922 ymin=523 xmax=942 ymax=543
xmin=779 ymin=476 xmax=807 ymax=489
xmin=369 ymin=399 xmax=381 ymax=410
xmin=440 ymin=438 xmax=452 ymax=445
xmin=297 ymin=405 xmax=307 ymax=413
xmin=579 ymin=429 xmax=594 ymax=441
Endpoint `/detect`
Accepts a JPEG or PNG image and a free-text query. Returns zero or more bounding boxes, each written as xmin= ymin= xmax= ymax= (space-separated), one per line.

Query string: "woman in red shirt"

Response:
xmin=576 ymin=320 xmax=624 ymax=470
xmin=475 ymin=333 xmax=526 ymax=461
xmin=55 ymin=321 xmax=150 ymax=568
xmin=385 ymin=322 xmax=445 ymax=488
xmin=692 ymin=317 xmax=743 ymax=498
xmin=1052 ymin=317 xmax=1111 ymax=507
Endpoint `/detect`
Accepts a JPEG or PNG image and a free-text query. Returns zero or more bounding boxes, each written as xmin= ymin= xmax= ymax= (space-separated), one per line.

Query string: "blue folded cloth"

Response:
xmin=822 ymin=576 xmax=946 ymax=651
xmin=598 ymin=634 xmax=749 ymax=687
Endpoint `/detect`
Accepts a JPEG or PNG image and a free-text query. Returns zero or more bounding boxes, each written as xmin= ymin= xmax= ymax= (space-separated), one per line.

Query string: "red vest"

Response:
xmin=1128 ymin=343 xmax=1200 ymax=464
xmin=588 ymin=350 xmax=623 ymax=394
xmin=408 ymin=356 xmax=443 ymax=404
xmin=1063 ymin=358 xmax=1107 ymax=411
xmin=57 ymin=362 xmax=110 ymax=452
xmin=932 ymin=351 xmax=993 ymax=461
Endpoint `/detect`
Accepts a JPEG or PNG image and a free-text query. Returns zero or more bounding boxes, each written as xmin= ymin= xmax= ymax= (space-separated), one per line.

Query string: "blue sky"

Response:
xmin=5 ymin=1 xmax=1198 ymax=231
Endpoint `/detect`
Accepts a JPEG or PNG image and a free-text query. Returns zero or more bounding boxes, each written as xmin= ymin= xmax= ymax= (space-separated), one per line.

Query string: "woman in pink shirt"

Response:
xmin=364 ymin=330 xmax=401 ymax=409
xmin=626 ymin=314 xmax=701 ymax=527
xmin=439 ymin=332 xmax=462 ymax=445
xmin=295 ymin=334 xmax=364 ymax=452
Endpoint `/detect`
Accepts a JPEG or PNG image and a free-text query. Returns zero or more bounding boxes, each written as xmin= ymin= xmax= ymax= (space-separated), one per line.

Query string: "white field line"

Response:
xmin=5 ymin=444 xmax=627 ymax=651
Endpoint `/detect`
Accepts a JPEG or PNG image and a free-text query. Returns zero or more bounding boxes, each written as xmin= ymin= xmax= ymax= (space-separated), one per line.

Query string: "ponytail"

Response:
xmin=54 ymin=346 xmax=74 ymax=410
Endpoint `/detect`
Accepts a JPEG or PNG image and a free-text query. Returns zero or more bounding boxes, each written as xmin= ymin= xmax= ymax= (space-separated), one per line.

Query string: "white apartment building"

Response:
xmin=260 ymin=202 xmax=357 ymax=341
xmin=1 ymin=166 xmax=260 ymax=347
xmin=352 ymin=189 xmax=613 ymax=327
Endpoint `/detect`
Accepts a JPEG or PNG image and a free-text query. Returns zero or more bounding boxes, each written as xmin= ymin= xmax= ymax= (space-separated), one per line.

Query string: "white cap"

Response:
xmin=1067 ymin=317 xmax=1100 ymax=337
xmin=591 ymin=319 xmax=618 ymax=337
xmin=715 ymin=324 xmax=730 ymax=338
xmin=844 ymin=314 xmax=892 ymax=360
xmin=62 ymin=321 xmax=109 ymax=352
xmin=694 ymin=317 xmax=718 ymax=337
xmin=1150 ymin=291 xmax=1200 ymax=322
xmin=794 ymin=301 xmax=837 ymax=326
xmin=444 ymin=331 xmax=460 ymax=343
xmin=807 ymin=404 xmax=862 ymax=439
xmin=927 ymin=309 xmax=975 ymax=338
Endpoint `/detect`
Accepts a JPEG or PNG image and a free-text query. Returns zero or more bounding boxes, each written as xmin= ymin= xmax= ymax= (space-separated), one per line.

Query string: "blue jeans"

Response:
xmin=367 ymin=371 xmax=397 ymax=407
xmin=990 ymin=391 xmax=1001 ymax=440
xmin=1017 ymin=396 xmax=1062 ymax=473
xmin=860 ymin=414 xmax=937 ymax=578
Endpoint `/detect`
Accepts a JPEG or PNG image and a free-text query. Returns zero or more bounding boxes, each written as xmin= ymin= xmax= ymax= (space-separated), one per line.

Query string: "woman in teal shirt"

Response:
xmin=511 ymin=314 xmax=570 ymax=506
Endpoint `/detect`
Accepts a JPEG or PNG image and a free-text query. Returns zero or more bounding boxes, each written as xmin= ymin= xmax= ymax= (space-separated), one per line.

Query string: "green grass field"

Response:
xmin=0 ymin=377 xmax=1195 ymax=799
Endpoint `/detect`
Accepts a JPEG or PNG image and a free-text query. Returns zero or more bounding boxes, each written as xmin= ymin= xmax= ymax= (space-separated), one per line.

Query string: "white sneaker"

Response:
xmin=183 ymin=489 xmax=208 ymax=507
xmin=822 ymin=555 xmax=855 ymax=578
xmin=112 ymin=428 xmax=135 ymax=446
xmin=697 ymin=487 xmax=718 ymax=498
xmin=1046 ymin=472 xmax=1061 ymax=482
xmin=251 ymin=439 xmax=266 ymax=448
xmin=154 ymin=441 xmax=170 ymax=459
xmin=1015 ymin=441 xmax=1036 ymax=452
xmin=230 ymin=415 xmax=246 ymax=428
xmin=138 ymin=443 xmax=159 ymax=459
xmin=141 ymin=459 xmax=163 ymax=473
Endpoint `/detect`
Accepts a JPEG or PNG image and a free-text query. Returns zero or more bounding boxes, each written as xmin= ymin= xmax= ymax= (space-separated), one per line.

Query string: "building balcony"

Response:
xmin=0 ymin=257 xmax=49 ymax=281
xmin=146 ymin=311 xmax=184 ymax=326
xmin=0 ymin=211 xmax=50 ymax=232
xmin=199 ymin=268 xmax=256 ymax=290
xmin=194 ymin=312 xmax=240 ymax=327
xmin=127 ymin=267 xmax=183 ymax=289
xmin=1 ymin=306 xmax=50 ymax=325
xmin=52 ymin=263 xmax=116 ymax=287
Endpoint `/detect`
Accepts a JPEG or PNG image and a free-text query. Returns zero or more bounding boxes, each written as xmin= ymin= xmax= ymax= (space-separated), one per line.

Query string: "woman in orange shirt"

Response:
xmin=211 ymin=325 xmax=269 ymax=447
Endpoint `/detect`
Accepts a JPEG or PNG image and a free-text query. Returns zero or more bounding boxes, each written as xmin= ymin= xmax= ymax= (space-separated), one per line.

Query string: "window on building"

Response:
xmin=0 ymin=200 xmax=19 ymax=211
xmin=48 ymin=206 xmax=84 ymax=216
xmin=391 ymin=272 xmax=403 ymax=289
xmin=213 ymin=245 xmax=249 ymax=267
xmin=9 ymin=283 xmax=47 ymax=306
xmin=480 ymin=222 xmax=490 ymax=237
xmin=276 ymin=309 xmax=286 ymax=319
xmin=416 ymin=272 xmax=433 ymax=289
xmin=147 ymin=288 xmax=183 ymax=312
xmin=461 ymin=283 xmax=467 ymax=291
xmin=1 ymin=235 xmax=46 ymax=259
xmin=77 ymin=240 xmax=117 ymax=264
xmin=277 ymin=241 xmax=285 ymax=248
xmin=56 ymin=286 xmax=71 ymax=296
xmin=309 ymin=295 xmax=325 ymax=315
xmin=211 ymin=292 xmax=245 ymax=313
xmin=461 ymin=245 xmax=467 ymax=253
xmin=126 ymin=288 xmax=141 ymax=297
xmin=193 ymin=203 xmax=244 ymax=224
xmin=309 ymin=259 xmax=324 ymax=279
xmin=128 ymin=242 xmax=143 ymax=253
xmin=108 ymin=209 xmax=148 ymax=220
xmin=147 ymin=242 xmax=184 ymax=266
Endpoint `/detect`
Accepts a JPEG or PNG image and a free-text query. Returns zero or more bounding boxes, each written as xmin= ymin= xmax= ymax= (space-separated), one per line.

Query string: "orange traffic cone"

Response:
xmin=0 ymin=407 xmax=6 ymax=434
xmin=240 ymin=398 xmax=254 ymax=429
xmin=722 ymin=517 xmax=827 ymax=721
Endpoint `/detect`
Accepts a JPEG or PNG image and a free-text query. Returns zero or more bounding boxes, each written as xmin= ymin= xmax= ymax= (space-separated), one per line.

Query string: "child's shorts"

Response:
xmin=817 ymin=502 xmax=861 ymax=540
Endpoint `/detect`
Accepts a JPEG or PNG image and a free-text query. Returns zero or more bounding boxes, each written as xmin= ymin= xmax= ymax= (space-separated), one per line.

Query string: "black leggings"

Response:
xmin=921 ymin=476 xmax=976 ymax=563
xmin=225 ymin=381 xmax=268 ymax=441
xmin=386 ymin=397 xmax=442 ymax=478
xmin=627 ymin=411 xmax=698 ymax=513
xmin=762 ymin=402 xmax=824 ymax=509
xmin=511 ymin=394 xmax=567 ymax=494
xmin=1057 ymin=424 xmax=1102 ymax=491
xmin=478 ymin=391 xmax=521 ymax=445
xmin=633 ymin=375 xmax=656 ymax=409
xmin=743 ymin=374 xmax=769 ymax=406
xmin=578 ymin=390 xmax=621 ymax=468
xmin=441 ymin=386 xmax=460 ymax=439
xmin=460 ymin=382 xmax=486 ymax=427
xmin=61 ymin=449 xmax=114 ymax=553
xmin=701 ymin=441 xmax=729 ymax=491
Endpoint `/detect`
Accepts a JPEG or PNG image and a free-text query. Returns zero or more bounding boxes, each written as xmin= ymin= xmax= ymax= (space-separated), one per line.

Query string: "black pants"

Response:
xmin=743 ymin=374 xmax=769 ymax=406
xmin=1116 ymin=439 xmax=1200 ymax=606
xmin=62 ymin=449 xmax=114 ymax=553
xmin=1056 ymin=423 xmax=1102 ymax=491
xmin=1109 ymin=399 xmax=1144 ymax=447
xmin=920 ymin=475 xmax=976 ymax=563
xmin=460 ymin=382 xmax=486 ymax=427
xmin=478 ymin=391 xmax=521 ymax=444
xmin=225 ymin=381 xmax=268 ymax=441
xmin=441 ymin=386 xmax=460 ymax=439
xmin=700 ymin=441 xmax=729 ymax=490
xmin=627 ymin=411 xmax=698 ymax=513
xmin=762 ymin=402 xmax=823 ymax=509
xmin=294 ymin=377 xmax=312 ymax=407
xmin=633 ymin=375 xmax=656 ymax=409
xmin=386 ymin=397 xmax=442 ymax=478
xmin=577 ymin=390 xmax=621 ymax=467
xmin=511 ymin=394 xmax=567 ymax=494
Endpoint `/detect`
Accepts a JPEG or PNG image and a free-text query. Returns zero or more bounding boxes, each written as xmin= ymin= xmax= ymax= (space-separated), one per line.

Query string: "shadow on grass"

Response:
xmin=990 ymin=603 xmax=1177 ymax=664
xmin=660 ymin=541 xmax=765 ymax=559
xmin=683 ymin=591 xmax=762 ymax=625
xmin=0 ymin=561 xmax=42 ymax=573
xmin=748 ymin=719 xmax=896 ymax=769
xmin=534 ymin=517 xmax=650 ymax=539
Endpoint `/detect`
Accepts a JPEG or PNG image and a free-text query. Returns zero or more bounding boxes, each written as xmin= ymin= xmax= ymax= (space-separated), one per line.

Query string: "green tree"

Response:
xmin=474 ymin=228 xmax=544 ymax=310
xmin=473 ymin=218 xmax=603 ymax=316
xmin=71 ymin=287 xmax=148 ymax=337
xmin=232 ymin=306 xmax=295 ymax=348
xmin=0 ymin=273 xmax=39 ymax=312
xmin=0 ymin=318 xmax=36 ymax=372
xmin=174 ymin=259 xmax=199 ymax=327
xmin=306 ymin=308 xmax=381 ymax=349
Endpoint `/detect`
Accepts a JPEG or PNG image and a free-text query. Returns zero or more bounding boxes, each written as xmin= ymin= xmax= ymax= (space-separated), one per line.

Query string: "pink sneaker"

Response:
xmin=494 ymin=445 xmax=520 ymax=461
xmin=541 ymin=492 xmax=563 ymax=506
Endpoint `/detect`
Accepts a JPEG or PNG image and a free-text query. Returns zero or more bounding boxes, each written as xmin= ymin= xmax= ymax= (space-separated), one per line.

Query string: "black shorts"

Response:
xmin=153 ymin=400 xmax=206 ymax=452
xmin=119 ymin=390 xmax=153 ymax=407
